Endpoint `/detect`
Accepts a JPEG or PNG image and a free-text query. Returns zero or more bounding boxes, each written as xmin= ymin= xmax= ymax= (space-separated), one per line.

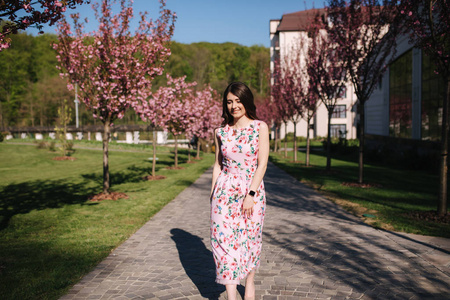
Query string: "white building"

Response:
xmin=270 ymin=9 xmax=358 ymax=140
xmin=366 ymin=33 xmax=444 ymax=143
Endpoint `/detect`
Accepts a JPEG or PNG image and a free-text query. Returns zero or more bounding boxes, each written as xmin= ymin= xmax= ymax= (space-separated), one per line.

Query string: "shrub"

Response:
xmin=365 ymin=138 xmax=440 ymax=172
xmin=322 ymin=138 xmax=359 ymax=155
xmin=0 ymin=132 xmax=4 ymax=142
xmin=346 ymin=139 xmax=359 ymax=147
xmin=48 ymin=141 xmax=56 ymax=152
xmin=55 ymin=99 xmax=72 ymax=157
xmin=283 ymin=132 xmax=307 ymax=142
xmin=36 ymin=141 xmax=48 ymax=149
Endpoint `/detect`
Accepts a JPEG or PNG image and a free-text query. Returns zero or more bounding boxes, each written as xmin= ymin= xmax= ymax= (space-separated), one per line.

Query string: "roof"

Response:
xmin=276 ymin=8 xmax=326 ymax=32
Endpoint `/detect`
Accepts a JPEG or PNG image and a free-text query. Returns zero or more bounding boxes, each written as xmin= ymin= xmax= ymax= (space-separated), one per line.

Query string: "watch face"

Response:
xmin=249 ymin=191 xmax=255 ymax=196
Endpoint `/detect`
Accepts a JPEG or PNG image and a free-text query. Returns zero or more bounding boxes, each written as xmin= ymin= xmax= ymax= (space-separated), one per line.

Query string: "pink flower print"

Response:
xmin=238 ymin=135 xmax=248 ymax=144
xmin=235 ymin=185 xmax=242 ymax=194
xmin=210 ymin=121 xmax=265 ymax=284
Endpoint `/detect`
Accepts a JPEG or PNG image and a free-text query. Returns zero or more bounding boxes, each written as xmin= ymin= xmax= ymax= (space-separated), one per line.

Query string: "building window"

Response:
xmin=332 ymin=105 xmax=346 ymax=118
xmin=338 ymin=86 xmax=347 ymax=98
xmin=422 ymin=53 xmax=445 ymax=141
xmin=330 ymin=124 xmax=346 ymax=138
xmin=389 ymin=50 xmax=412 ymax=138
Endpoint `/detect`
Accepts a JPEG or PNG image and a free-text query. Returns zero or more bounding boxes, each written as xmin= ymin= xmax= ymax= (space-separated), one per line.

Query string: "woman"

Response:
xmin=210 ymin=82 xmax=269 ymax=300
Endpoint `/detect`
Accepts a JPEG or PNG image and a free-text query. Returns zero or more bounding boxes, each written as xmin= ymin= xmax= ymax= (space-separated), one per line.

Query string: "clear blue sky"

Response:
xmin=26 ymin=0 xmax=325 ymax=47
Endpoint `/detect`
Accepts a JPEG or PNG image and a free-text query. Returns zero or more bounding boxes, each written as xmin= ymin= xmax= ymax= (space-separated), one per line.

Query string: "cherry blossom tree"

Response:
xmin=187 ymin=85 xmax=221 ymax=160
xmin=259 ymin=68 xmax=282 ymax=153
xmin=285 ymin=53 xmax=307 ymax=162
xmin=327 ymin=0 xmax=401 ymax=182
xmin=183 ymin=88 xmax=203 ymax=163
xmin=399 ymin=0 xmax=450 ymax=215
xmin=54 ymin=0 xmax=176 ymax=194
xmin=303 ymin=87 xmax=319 ymax=167
xmin=257 ymin=96 xmax=281 ymax=152
xmin=271 ymin=60 xmax=289 ymax=158
xmin=198 ymin=103 xmax=222 ymax=157
xmin=271 ymin=58 xmax=297 ymax=159
xmin=290 ymin=32 xmax=320 ymax=167
xmin=272 ymin=45 xmax=309 ymax=162
xmin=154 ymin=75 xmax=197 ymax=168
xmin=307 ymin=14 xmax=347 ymax=171
xmin=0 ymin=0 xmax=88 ymax=51
xmin=138 ymin=89 xmax=164 ymax=180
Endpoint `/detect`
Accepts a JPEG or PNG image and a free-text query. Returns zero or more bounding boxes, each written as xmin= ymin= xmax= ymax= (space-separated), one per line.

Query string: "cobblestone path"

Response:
xmin=61 ymin=163 xmax=450 ymax=300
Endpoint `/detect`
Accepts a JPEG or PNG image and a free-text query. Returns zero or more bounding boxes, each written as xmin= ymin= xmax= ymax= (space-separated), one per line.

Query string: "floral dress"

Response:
xmin=210 ymin=119 xmax=266 ymax=285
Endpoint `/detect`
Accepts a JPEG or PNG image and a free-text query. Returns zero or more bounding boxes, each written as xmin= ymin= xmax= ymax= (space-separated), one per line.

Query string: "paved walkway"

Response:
xmin=61 ymin=163 xmax=450 ymax=300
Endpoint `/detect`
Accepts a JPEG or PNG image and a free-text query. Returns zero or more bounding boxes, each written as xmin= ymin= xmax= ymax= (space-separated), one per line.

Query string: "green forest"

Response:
xmin=0 ymin=32 xmax=269 ymax=130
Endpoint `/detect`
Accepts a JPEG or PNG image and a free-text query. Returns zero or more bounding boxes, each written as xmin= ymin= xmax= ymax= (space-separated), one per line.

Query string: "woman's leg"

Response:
xmin=226 ymin=284 xmax=238 ymax=300
xmin=244 ymin=269 xmax=256 ymax=299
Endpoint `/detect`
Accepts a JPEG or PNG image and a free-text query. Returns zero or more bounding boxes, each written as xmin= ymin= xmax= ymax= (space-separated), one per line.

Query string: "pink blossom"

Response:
xmin=55 ymin=0 xmax=176 ymax=192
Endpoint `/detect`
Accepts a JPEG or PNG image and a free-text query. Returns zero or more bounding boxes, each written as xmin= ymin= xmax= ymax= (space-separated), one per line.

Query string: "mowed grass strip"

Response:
xmin=0 ymin=143 xmax=214 ymax=300
xmin=270 ymin=150 xmax=450 ymax=238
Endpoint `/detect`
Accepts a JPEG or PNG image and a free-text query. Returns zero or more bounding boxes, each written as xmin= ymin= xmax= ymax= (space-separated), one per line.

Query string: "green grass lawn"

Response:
xmin=272 ymin=139 xmax=324 ymax=150
xmin=5 ymin=137 xmax=176 ymax=153
xmin=270 ymin=149 xmax=450 ymax=238
xmin=1 ymin=140 xmax=449 ymax=298
xmin=0 ymin=143 xmax=214 ymax=299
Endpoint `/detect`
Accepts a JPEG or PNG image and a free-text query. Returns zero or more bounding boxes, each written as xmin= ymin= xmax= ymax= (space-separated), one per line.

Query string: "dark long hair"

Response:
xmin=222 ymin=82 xmax=258 ymax=126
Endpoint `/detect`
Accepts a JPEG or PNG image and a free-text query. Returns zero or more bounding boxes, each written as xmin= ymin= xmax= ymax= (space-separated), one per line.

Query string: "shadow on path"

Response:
xmin=170 ymin=228 xmax=228 ymax=299
xmin=260 ymin=164 xmax=450 ymax=298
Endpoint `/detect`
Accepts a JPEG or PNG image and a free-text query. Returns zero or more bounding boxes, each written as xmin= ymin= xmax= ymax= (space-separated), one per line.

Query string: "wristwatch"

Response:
xmin=248 ymin=190 xmax=256 ymax=197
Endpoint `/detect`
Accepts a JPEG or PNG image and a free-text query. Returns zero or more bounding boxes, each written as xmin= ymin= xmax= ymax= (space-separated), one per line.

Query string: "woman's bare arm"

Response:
xmin=248 ymin=121 xmax=270 ymax=192
xmin=211 ymin=128 xmax=222 ymax=197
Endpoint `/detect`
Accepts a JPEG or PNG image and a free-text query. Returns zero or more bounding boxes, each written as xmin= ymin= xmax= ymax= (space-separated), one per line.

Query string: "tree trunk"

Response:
xmin=0 ymin=101 xmax=4 ymax=131
xmin=306 ymin=117 xmax=311 ymax=167
xmin=103 ymin=120 xmax=111 ymax=194
xmin=284 ymin=121 xmax=288 ymax=158
xmin=196 ymin=140 xmax=200 ymax=159
xmin=30 ymin=97 xmax=34 ymax=127
xmin=174 ymin=134 xmax=178 ymax=167
xmin=187 ymin=143 xmax=191 ymax=162
xmin=63 ymin=110 xmax=67 ymax=157
xmin=274 ymin=124 xmax=278 ymax=153
xmin=152 ymin=127 xmax=157 ymax=177
xmin=40 ymin=104 xmax=43 ymax=126
xmin=358 ymin=102 xmax=365 ymax=183
xmin=293 ymin=121 xmax=298 ymax=162
xmin=326 ymin=110 xmax=332 ymax=171
xmin=438 ymin=78 xmax=450 ymax=216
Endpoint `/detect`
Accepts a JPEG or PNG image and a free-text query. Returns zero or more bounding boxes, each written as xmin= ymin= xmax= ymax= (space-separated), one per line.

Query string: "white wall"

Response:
xmin=365 ymin=34 xmax=418 ymax=138
xmin=270 ymin=22 xmax=357 ymax=140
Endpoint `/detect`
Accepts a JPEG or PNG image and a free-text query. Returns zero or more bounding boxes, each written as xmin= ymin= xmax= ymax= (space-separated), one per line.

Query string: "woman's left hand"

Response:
xmin=242 ymin=195 xmax=254 ymax=218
